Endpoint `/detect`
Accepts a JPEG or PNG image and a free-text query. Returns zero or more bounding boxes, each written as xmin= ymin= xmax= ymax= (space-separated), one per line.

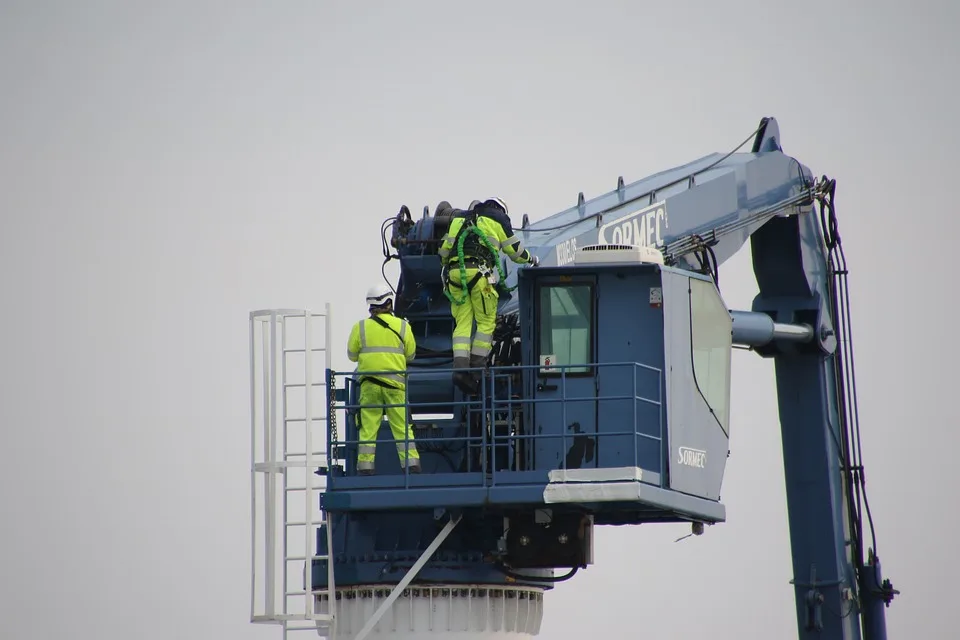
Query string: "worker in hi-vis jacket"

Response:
xmin=438 ymin=197 xmax=539 ymax=395
xmin=346 ymin=284 xmax=420 ymax=475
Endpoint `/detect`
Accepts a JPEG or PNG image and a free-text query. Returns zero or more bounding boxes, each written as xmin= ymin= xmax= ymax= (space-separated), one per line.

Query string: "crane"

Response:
xmin=248 ymin=117 xmax=898 ymax=640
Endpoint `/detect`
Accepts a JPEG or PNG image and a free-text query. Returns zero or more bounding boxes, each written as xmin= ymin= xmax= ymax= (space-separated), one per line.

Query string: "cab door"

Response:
xmin=531 ymin=275 xmax=598 ymax=471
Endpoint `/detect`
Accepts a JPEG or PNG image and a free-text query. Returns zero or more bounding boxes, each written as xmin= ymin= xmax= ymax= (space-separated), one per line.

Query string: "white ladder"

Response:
xmin=250 ymin=307 xmax=339 ymax=639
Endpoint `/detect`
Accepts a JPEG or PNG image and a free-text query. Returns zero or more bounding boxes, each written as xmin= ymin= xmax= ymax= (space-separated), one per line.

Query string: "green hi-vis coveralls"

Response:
xmin=438 ymin=210 xmax=535 ymax=371
xmin=346 ymin=312 xmax=420 ymax=473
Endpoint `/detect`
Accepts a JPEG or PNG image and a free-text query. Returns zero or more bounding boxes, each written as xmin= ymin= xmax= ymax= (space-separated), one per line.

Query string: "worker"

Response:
xmin=346 ymin=284 xmax=421 ymax=475
xmin=438 ymin=197 xmax=539 ymax=394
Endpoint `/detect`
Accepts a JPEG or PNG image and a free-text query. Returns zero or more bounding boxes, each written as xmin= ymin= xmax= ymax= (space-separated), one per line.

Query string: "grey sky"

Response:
xmin=1 ymin=0 xmax=956 ymax=638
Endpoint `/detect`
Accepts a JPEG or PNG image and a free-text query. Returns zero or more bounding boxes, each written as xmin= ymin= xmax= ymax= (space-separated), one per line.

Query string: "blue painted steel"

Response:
xmin=312 ymin=117 xmax=895 ymax=638
xmin=859 ymin=551 xmax=895 ymax=640
xmin=324 ymin=261 xmax=731 ymax=510
xmin=747 ymin=172 xmax=894 ymax=638
xmin=322 ymin=359 xmax=713 ymax=519
xmin=315 ymin=260 xmax=734 ymax=596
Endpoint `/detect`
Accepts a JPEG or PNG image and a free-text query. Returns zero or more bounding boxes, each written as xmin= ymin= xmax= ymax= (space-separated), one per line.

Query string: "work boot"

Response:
xmin=453 ymin=370 xmax=478 ymax=395
xmin=452 ymin=354 xmax=477 ymax=395
xmin=358 ymin=469 xmax=374 ymax=476
xmin=470 ymin=354 xmax=489 ymax=390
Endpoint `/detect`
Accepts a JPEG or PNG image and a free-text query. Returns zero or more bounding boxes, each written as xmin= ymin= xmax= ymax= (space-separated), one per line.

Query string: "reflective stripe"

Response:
xmin=347 ymin=349 xmax=359 ymax=360
xmin=473 ymin=331 xmax=492 ymax=344
xmin=360 ymin=317 xmax=407 ymax=351
xmin=396 ymin=442 xmax=419 ymax=455
xmin=452 ymin=336 xmax=470 ymax=357
xmin=361 ymin=346 xmax=405 ymax=355
xmin=484 ymin=234 xmax=500 ymax=249
xmin=356 ymin=317 xmax=410 ymax=376
xmin=471 ymin=343 xmax=492 ymax=357
xmin=503 ymin=234 xmax=521 ymax=248
xmin=358 ymin=444 xmax=376 ymax=456
xmin=357 ymin=460 xmax=374 ymax=470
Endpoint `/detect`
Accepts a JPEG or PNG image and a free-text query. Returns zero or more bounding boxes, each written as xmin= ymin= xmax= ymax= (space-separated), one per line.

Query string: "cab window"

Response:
xmin=538 ymin=284 xmax=593 ymax=375
xmin=689 ymin=278 xmax=732 ymax=435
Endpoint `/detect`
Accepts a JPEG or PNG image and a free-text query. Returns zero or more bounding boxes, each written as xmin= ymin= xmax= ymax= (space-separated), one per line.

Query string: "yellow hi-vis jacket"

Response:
xmin=438 ymin=214 xmax=534 ymax=267
xmin=347 ymin=312 xmax=417 ymax=389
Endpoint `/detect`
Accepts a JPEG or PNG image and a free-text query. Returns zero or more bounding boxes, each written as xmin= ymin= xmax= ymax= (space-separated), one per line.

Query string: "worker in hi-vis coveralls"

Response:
xmin=346 ymin=284 xmax=420 ymax=475
xmin=438 ymin=197 xmax=538 ymax=394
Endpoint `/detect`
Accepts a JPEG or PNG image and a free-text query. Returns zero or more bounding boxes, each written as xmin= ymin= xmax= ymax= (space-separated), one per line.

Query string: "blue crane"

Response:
xmin=295 ymin=117 xmax=898 ymax=639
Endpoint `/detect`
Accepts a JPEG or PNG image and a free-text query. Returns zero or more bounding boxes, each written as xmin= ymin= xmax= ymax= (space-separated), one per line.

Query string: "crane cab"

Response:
xmin=514 ymin=244 xmax=731 ymax=524
xmin=323 ymin=244 xmax=731 ymax=527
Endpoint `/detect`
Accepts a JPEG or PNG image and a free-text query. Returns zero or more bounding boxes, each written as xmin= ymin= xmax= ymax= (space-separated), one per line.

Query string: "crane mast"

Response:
xmin=248 ymin=117 xmax=897 ymax=640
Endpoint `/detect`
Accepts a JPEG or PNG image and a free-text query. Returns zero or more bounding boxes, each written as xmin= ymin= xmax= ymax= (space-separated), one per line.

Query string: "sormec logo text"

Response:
xmin=677 ymin=446 xmax=707 ymax=469
xmin=597 ymin=201 xmax=668 ymax=248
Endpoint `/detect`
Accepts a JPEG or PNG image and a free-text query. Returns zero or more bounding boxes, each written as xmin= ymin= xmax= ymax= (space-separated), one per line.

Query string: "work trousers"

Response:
xmin=447 ymin=266 xmax=498 ymax=370
xmin=356 ymin=379 xmax=420 ymax=472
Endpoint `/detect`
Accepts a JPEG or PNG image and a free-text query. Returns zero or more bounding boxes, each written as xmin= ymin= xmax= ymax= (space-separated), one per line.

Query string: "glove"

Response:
xmin=530 ymin=255 xmax=540 ymax=267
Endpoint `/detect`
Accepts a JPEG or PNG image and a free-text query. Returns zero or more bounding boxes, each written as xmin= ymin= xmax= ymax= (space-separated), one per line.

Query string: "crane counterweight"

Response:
xmin=248 ymin=117 xmax=895 ymax=640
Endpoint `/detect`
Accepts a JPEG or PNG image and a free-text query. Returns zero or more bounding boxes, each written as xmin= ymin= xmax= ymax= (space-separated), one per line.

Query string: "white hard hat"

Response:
xmin=485 ymin=197 xmax=508 ymax=214
xmin=365 ymin=283 xmax=394 ymax=307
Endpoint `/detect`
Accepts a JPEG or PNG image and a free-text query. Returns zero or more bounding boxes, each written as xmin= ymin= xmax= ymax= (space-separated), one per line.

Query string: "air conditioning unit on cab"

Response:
xmin=573 ymin=243 xmax=665 ymax=266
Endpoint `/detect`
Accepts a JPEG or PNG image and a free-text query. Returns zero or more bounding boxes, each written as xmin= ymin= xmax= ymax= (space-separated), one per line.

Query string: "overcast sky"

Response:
xmin=1 ymin=1 xmax=956 ymax=639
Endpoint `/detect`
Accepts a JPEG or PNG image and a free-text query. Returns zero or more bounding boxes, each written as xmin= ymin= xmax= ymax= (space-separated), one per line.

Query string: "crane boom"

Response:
xmin=249 ymin=117 xmax=897 ymax=640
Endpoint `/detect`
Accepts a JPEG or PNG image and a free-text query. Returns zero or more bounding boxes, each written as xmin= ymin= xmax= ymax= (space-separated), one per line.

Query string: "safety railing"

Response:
xmin=324 ymin=361 xmax=664 ymax=491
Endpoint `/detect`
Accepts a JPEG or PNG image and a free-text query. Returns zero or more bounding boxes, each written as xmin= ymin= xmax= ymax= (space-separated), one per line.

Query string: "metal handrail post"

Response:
xmin=560 ymin=367 xmax=567 ymax=472
xmin=633 ymin=363 xmax=639 ymax=470
xmin=404 ymin=379 xmax=410 ymax=489
xmin=659 ymin=370 xmax=665 ymax=488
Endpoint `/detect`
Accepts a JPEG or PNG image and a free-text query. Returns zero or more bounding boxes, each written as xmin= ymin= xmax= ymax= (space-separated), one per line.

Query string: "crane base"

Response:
xmin=314 ymin=584 xmax=545 ymax=640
